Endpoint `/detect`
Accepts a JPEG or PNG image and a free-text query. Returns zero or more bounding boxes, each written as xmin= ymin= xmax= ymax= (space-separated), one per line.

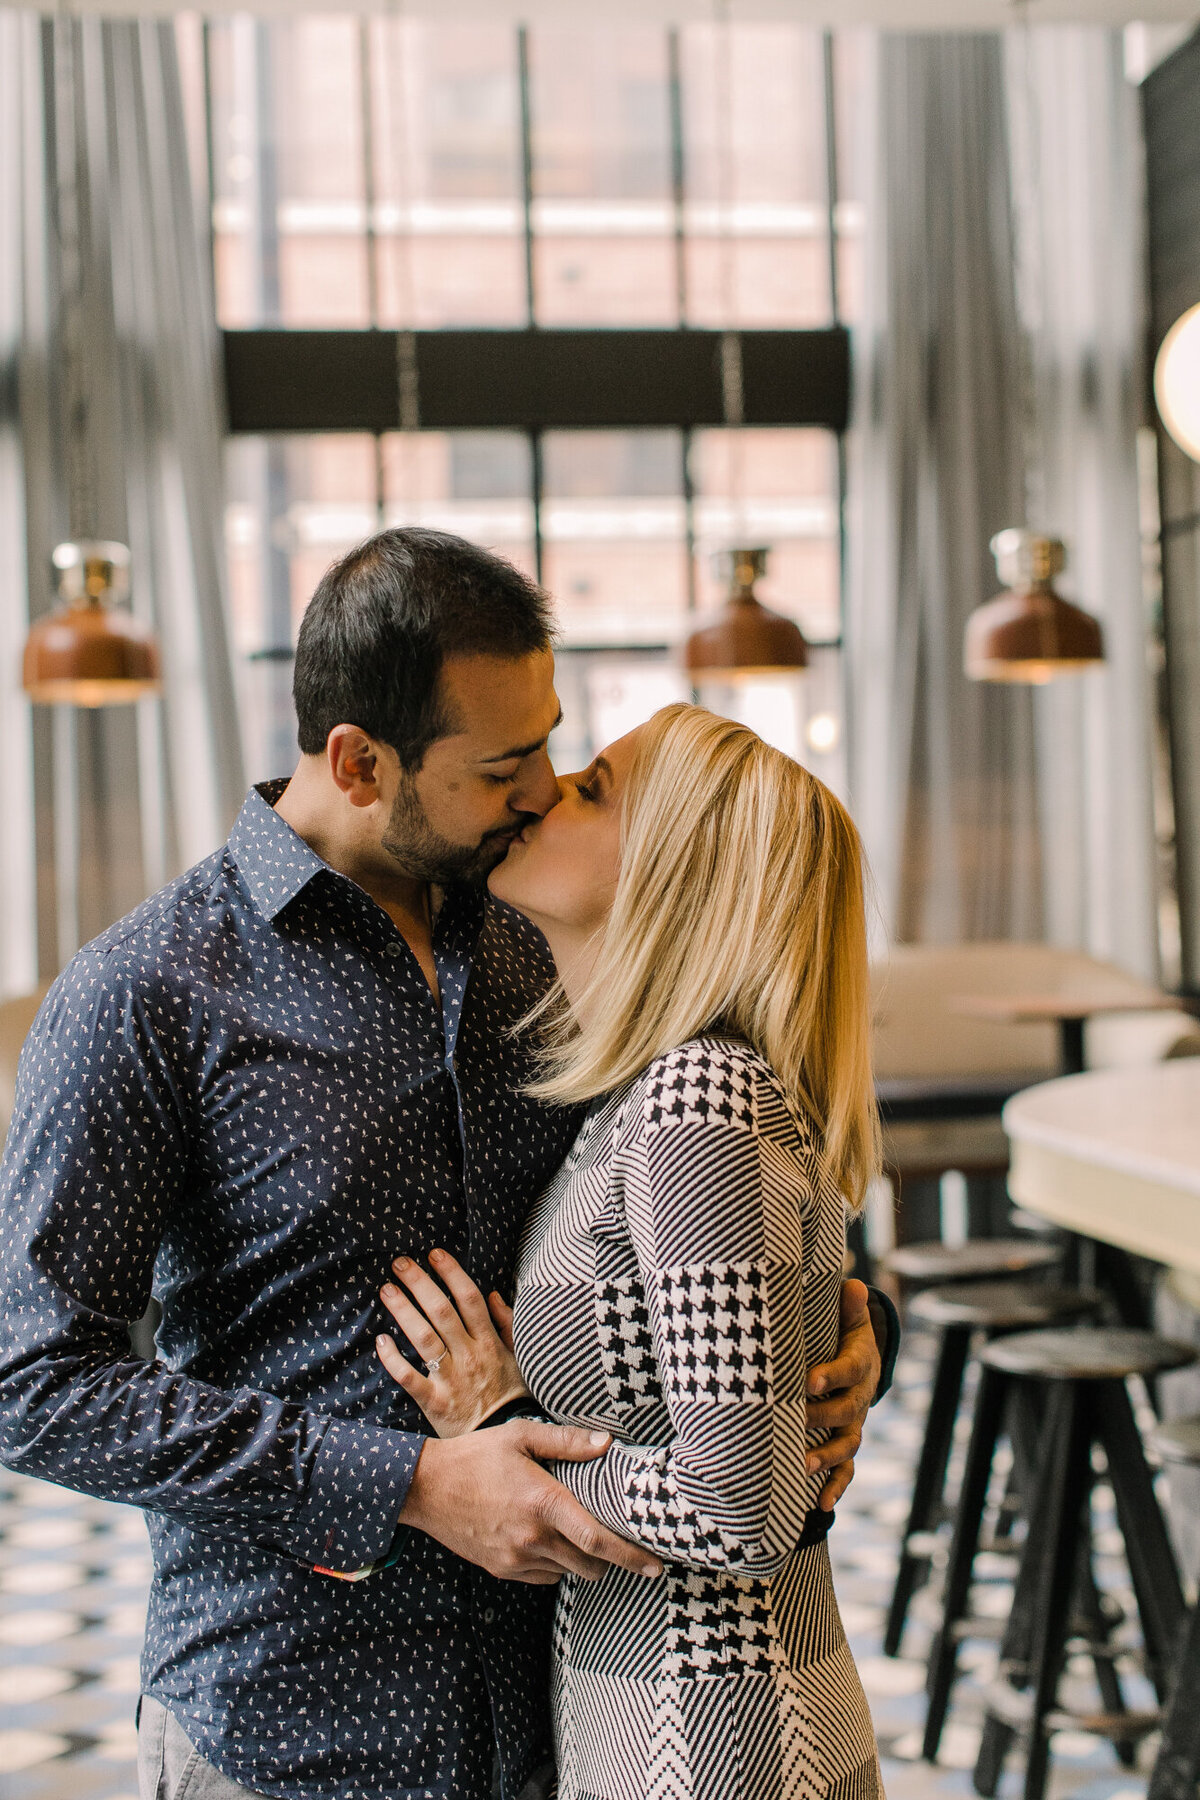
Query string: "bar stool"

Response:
xmin=884 ymin=1238 xmax=1062 ymax=1288
xmin=883 ymin=1279 xmax=1098 ymax=1657
xmin=1146 ymin=1416 xmax=1200 ymax=1800
xmin=928 ymin=1328 xmax=1195 ymax=1800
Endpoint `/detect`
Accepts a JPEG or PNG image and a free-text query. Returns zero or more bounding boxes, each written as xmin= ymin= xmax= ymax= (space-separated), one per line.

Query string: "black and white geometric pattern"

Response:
xmin=596 ymin=1273 xmax=659 ymax=1409
xmin=512 ymin=1036 xmax=884 ymax=1800
xmin=651 ymin=1261 xmax=772 ymax=1406
xmin=642 ymin=1044 xmax=758 ymax=1135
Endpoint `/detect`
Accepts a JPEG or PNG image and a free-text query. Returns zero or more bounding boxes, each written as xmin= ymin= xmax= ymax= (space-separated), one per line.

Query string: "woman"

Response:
xmin=377 ymin=703 xmax=884 ymax=1800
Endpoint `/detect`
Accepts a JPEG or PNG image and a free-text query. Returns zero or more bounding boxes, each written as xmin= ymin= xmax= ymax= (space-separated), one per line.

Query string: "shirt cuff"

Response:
xmin=479 ymin=1395 xmax=550 ymax=1429
xmin=868 ymin=1285 xmax=902 ymax=1403
xmin=292 ymin=1416 xmax=424 ymax=1572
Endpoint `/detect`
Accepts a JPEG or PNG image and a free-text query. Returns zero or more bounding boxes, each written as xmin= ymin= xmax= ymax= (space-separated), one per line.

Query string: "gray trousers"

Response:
xmin=138 ymin=1697 xmax=265 ymax=1800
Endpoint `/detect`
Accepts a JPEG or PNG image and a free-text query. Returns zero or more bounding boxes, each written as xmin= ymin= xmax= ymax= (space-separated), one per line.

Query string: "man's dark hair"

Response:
xmin=293 ymin=528 xmax=555 ymax=769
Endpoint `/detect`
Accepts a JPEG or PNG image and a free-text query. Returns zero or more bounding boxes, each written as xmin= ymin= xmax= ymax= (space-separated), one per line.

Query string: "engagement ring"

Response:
xmin=425 ymin=1354 xmax=444 ymax=1375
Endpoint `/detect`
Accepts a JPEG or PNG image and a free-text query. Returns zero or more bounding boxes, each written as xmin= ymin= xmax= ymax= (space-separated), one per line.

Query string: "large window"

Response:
xmin=206 ymin=21 xmax=862 ymax=780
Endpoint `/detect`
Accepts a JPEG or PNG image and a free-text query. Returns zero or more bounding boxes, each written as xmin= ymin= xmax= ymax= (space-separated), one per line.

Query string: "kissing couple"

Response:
xmin=0 ymin=528 xmax=894 ymax=1800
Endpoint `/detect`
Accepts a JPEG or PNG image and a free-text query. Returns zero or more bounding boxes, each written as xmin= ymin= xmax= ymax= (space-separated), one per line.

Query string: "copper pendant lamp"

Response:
xmin=964 ymin=531 xmax=1104 ymax=685
xmin=24 ymin=542 xmax=162 ymax=706
xmin=684 ymin=547 xmax=809 ymax=683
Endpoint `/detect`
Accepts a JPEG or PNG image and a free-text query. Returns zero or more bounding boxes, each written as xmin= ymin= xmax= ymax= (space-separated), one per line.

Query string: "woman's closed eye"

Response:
xmin=574 ymin=755 xmax=611 ymax=803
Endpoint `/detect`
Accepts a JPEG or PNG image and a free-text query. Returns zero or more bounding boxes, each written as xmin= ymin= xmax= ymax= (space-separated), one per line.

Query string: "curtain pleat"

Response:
xmin=0 ymin=14 xmax=38 ymax=997
xmin=847 ymin=29 xmax=1156 ymax=974
xmin=0 ymin=14 xmax=244 ymax=981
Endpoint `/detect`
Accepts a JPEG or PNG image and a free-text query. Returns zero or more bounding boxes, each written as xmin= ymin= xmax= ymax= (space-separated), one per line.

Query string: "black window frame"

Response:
xmin=212 ymin=22 xmax=853 ymax=636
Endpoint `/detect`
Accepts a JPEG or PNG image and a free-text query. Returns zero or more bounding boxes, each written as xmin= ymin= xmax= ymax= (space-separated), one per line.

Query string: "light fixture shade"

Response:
xmin=1154 ymin=302 xmax=1200 ymax=463
xmin=23 ymin=542 xmax=162 ymax=706
xmin=964 ymin=531 xmax=1104 ymax=684
xmin=684 ymin=548 xmax=808 ymax=681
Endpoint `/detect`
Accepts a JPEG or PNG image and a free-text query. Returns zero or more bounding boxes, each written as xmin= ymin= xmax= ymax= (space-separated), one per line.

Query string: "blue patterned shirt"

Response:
xmin=0 ymin=781 xmax=579 ymax=1800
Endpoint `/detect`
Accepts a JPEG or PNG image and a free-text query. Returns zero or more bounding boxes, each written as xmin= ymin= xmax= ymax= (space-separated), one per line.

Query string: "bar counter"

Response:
xmin=1003 ymin=1061 xmax=1200 ymax=1275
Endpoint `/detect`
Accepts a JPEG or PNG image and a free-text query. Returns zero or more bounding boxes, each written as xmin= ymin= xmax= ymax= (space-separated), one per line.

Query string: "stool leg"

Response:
xmin=884 ymin=1323 xmax=971 ymax=1656
xmin=1073 ymin=1548 xmax=1136 ymax=1766
xmin=1002 ymin=1377 xmax=1045 ymax=1518
xmin=1093 ymin=1242 xmax=1152 ymax=1331
xmin=1093 ymin=1248 xmax=1159 ymax=1410
xmin=1021 ymin=1382 xmax=1092 ymax=1800
xmin=1147 ymin=1598 xmax=1200 ymax=1800
xmin=974 ymin=1384 xmax=1072 ymax=1798
xmin=1092 ymin=1378 xmax=1185 ymax=1698
xmin=923 ymin=1363 xmax=1007 ymax=1762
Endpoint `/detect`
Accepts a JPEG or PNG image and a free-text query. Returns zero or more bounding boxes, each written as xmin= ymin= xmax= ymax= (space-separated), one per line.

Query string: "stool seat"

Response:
xmin=909 ymin=1281 xmax=1100 ymax=1333
xmin=981 ymin=1328 xmax=1196 ymax=1384
xmin=1148 ymin=1415 xmax=1200 ymax=1467
xmin=883 ymin=1238 xmax=1061 ymax=1284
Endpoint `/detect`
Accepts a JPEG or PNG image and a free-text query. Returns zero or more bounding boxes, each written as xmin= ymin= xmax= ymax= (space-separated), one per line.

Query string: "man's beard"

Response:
xmin=381 ymin=773 xmax=524 ymax=887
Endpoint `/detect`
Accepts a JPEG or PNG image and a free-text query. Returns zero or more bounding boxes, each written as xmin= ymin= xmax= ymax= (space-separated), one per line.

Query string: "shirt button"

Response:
xmin=385 ymin=942 xmax=403 ymax=958
xmin=482 ymin=1606 xmax=496 ymax=1624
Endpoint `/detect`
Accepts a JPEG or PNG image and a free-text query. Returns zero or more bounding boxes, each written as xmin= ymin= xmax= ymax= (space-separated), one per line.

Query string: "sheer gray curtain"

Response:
xmin=0 ymin=19 xmax=37 ymax=998
xmin=1010 ymin=28 xmax=1158 ymax=976
xmin=0 ymin=13 xmax=244 ymax=986
xmin=846 ymin=29 xmax=1158 ymax=975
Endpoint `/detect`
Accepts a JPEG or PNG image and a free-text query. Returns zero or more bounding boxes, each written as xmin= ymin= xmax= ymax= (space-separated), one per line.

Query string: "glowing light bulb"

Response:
xmin=805 ymin=711 xmax=840 ymax=754
xmin=1155 ymin=303 xmax=1200 ymax=463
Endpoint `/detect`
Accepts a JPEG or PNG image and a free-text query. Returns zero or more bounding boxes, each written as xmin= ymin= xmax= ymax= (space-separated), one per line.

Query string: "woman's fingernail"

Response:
xmin=393 ymin=1257 xmax=411 ymax=1272
xmin=811 ymin=1376 xmax=827 ymax=1394
xmin=642 ymin=1562 xmax=661 ymax=1578
xmin=381 ymin=1283 xmax=398 ymax=1301
xmin=806 ymin=1454 xmax=820 ymax=1473
xmin=430 ymin=1248 xmax=445 ymax=1262
xmin=589 ymin=1431 xmax=609 ymax=1446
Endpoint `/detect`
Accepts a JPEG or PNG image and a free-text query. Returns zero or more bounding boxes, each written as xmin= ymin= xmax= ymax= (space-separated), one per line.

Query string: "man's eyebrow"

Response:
xmin=479 ymin=708 xmax=565 ymax=764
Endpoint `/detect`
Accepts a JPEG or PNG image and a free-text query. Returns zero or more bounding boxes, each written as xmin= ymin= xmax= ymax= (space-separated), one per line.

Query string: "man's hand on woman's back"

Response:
xmin=804 ymin=1277 xmax=884 ymax=1511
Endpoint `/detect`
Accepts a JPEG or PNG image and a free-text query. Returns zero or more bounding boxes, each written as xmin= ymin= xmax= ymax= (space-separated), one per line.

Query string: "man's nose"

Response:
xmin=510 ymin=748 xmax=560 ymax=818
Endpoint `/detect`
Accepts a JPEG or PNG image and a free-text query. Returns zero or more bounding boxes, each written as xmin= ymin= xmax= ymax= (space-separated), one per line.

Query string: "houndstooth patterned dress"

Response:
xmin=512 ymin=1037 xmax=884 ymax=1800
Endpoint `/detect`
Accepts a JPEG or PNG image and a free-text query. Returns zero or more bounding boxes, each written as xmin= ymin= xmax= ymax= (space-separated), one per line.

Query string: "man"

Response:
xmin=0 ymin=529 xmax=896 ymax=1800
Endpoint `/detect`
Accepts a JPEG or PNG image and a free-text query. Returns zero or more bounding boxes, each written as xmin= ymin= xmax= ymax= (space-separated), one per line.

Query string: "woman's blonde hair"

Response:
xmin=525 ymin=702 xmax=882 ymax=1210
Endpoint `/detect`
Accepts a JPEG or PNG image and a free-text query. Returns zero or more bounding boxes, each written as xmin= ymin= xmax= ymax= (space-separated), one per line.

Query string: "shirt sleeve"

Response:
xmin=0 ymin=963 xmax=422 ymax=1575
xmin=553 ymin=1047 xmax=835 ymax=1578
xmin=869 ymin=1285 xmax=901 ymax=1402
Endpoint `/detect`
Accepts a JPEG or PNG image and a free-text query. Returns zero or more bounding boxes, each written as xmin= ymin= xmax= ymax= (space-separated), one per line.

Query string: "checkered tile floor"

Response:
xmin=0 ymin=1332 xmax=1173 ymax=1798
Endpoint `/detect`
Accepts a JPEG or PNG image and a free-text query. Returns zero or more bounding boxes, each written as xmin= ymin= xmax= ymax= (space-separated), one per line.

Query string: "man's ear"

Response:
xmin=327 ymin=725 xmax=382 ymax=809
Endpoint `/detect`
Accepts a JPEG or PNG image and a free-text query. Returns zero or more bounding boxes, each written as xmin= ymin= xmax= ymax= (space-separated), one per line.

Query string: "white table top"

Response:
xmin=1003 ymin=1061 xmax=1200 ymax=1273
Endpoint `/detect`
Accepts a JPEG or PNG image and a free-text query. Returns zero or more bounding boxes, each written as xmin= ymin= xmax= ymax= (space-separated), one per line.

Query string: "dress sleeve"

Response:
xmin=555 ymin=1044 xmax=837 ymax=1577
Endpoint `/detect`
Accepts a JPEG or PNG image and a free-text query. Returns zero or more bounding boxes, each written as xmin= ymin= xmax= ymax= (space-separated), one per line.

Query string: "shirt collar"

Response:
xmin=227 ymin=779 xmax=489 ymax=949
xmin=228 ymin=780 xmax=332 ymax=922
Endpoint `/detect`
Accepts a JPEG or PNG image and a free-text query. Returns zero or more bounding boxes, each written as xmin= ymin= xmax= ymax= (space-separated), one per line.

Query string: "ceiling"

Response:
xmin=9 ymin=0 xmax=1199 ymax=21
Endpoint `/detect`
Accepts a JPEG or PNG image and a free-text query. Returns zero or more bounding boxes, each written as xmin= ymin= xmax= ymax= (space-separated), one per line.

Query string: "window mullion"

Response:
xmin=517 ymin=26 xmax=537 ymax=329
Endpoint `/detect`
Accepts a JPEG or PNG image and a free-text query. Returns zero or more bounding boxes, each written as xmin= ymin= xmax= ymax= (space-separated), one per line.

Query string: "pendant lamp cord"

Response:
xmin=54 ymin=5 xmax=94 ymax=550
xmin=1008 ymin=0 xmax=1048 ymax=538
xmin=714 ymin=0 xmax=747 ymax=544
xmin=387 ymin=0 xmax=421 ymax=505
